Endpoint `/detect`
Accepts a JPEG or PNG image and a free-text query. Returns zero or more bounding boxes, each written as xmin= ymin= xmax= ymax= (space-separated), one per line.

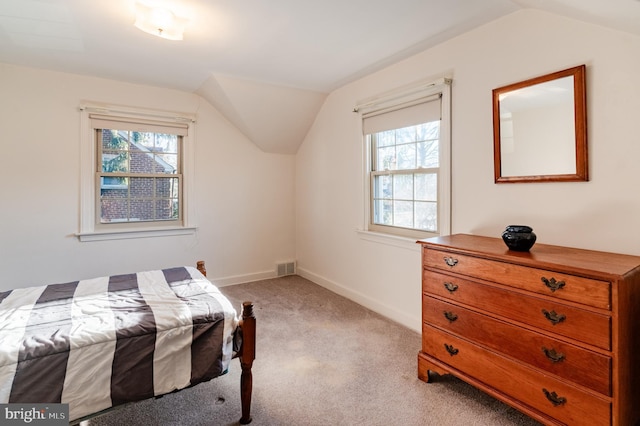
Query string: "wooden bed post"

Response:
xmin=196 ymin=260 xmax=207 ymax=276
xmin=239 ymin=301 xmax=256 ymax=425
xmin=197 ymin=261 xmax=256 ymax=424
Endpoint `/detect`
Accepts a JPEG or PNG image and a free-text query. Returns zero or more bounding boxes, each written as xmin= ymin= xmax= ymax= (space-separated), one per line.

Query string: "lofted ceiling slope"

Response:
xmin=197 ymin=75 xmax=327 ymax=154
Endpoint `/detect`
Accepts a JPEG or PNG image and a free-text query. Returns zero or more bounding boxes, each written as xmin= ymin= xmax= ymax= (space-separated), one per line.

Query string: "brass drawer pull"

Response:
xmin=443 ymin=282 xmax=459 ymax=293
xmin=542 ymin=347 xmax=566 ymax=363
xmin=443 ymin=257 xmax=458 ymax=267
xmin=542 ymin=388 xmax=567 ymax=406
xmin=444 ymin=343 xmax=459 ymax=356
xmin=541 ymin=277 xmax=566 ymax=292
xmin=443 ymin=311 xmax=458 ymax=323
xmin=542 ymin=309 xmax=566 ymax=325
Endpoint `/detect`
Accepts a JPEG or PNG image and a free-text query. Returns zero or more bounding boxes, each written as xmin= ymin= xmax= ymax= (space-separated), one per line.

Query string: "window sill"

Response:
xmin=76 ymin=226 xmax=197 ymax=242
xmin=356 ymin=229 xmax=421 ymax=251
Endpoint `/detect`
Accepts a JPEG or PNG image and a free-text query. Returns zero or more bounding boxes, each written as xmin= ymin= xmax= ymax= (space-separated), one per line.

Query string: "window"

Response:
xmin=97 ymin=129 xmax=180 ymax=224
xmin=360 ymin=79 xmax=451 ymax=239
xmin=78 ymin=104 xmax=196 ymax=241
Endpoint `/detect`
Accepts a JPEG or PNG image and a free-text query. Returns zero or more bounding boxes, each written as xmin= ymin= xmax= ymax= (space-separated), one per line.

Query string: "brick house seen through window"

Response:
xmin=99 ymin=129 xmax=180 ymax=224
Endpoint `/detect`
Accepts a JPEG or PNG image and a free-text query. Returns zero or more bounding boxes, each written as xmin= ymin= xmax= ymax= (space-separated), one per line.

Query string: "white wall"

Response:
xmin=295 ymin=9 xmax=640 ymax=331
xmin=0 ymin=64 xmax=296 ymax=290
xmin=2 ymin=9 xmax=639 ymax=332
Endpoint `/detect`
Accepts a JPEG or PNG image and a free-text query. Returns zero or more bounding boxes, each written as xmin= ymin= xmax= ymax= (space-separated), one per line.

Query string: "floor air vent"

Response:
xmin=277 ymin=261 xmax=296 ymax=277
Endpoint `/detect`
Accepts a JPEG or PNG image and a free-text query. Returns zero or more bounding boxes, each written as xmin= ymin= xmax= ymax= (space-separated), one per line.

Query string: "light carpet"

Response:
xmin=84 ymin=275 xmax=541 ymax=426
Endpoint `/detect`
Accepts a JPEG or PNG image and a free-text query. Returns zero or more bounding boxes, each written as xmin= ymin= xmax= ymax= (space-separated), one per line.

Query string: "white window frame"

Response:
xmin=357 ymin=78 xmax=452 ymax=241
xmin=77 ymin=103 xmax=197 ymax=242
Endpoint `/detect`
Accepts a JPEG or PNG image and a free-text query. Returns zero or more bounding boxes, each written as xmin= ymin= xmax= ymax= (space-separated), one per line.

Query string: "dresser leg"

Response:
xmin=418 ymin=351 xmax=447 ymax=382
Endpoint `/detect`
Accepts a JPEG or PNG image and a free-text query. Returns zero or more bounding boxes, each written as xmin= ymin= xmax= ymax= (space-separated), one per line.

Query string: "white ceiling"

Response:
xmin=1 ymin=0 xmax=639 ymax=153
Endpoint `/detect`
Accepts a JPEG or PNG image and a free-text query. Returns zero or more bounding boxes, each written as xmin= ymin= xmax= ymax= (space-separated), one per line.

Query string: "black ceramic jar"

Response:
xmin=501 ymin=225 xmax=537 ymax=252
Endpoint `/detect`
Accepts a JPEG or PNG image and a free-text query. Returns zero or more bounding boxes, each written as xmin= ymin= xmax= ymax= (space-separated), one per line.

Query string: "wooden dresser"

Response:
xmin=417 ymin=234 xmax=640 ymax=425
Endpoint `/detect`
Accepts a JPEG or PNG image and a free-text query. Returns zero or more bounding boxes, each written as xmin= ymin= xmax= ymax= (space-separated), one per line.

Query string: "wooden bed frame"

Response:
xmin=196 ymin=261 xmax=256 ymax=425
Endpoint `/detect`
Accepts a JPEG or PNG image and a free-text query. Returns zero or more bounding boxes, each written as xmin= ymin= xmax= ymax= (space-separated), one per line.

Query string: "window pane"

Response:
xmin=377 ymin=146 xmax=396 ymax=170
xmin=129 ymin=177 xmax=154 ymax=198
xmin=157 ymin=154 xmax=178 ymax=173
xmin=134 ymin=132 xmax=154 ymax=149
xmin=101 ymin=130 xmax=127 ymax=151
xmin=393 ymin=200 xmax=414 ymax=228
xmin=415 ymin=123 xmax=428 ymax=141
xmin=373 ymin=175 xmax=392 ymax=199
xmin=415 ymin=201 xmax=437 ymax=231
xmin=417 ymin=121 xmax=440 ymax=140
xmin=130 ymin=151 xmax=158 ymax=173
xmin=374 ymin=199 xmax=393 ymax=225
xmin=158 ymin=134 xmax=178 ymax=153
xmin=102 ymin=151 xmax=129 ymax=173
xmin=395 ymin=126 xmax=416 ymax=144
xmin=156 ymin=199 xmax=179 ymax=220
xmin=130 ymin=199 xmax=154 ymax=221
xmin=155 ymin=177 xmax=179 ymax=198
xmin=396 ymin=143 xmax=416 ymax=170
xmin=415 ymin=173 xmax=437 ymax=201
xmin=417 ymin=140 xmax=439 ymax=168
xmin=101 ymin=176 xmax=128 ymax=189
xmin=100 ymin=199 xmax=128 ymax=223
xmin=394 ymin=174 xmax=413 ymax=200
xmin=101 ymin=186 xmax=127 ymax=199
xmin=377 ymin=130 xmax=395 ymax=147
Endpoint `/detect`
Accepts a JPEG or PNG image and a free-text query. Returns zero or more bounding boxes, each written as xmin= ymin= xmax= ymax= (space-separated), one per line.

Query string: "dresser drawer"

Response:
xmin=421 ymin=325 xmax=611 ymax=426
xmin=424 ymin=249 xmax=611 ymax=310
xmin=423 ymin=270 xmax=611 ymax=350
xmin=423 ymin=296 xmax=611 ymax=395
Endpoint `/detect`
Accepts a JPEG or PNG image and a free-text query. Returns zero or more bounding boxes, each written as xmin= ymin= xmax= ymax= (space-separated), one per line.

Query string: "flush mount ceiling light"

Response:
xmin=134 ymin=1 xmax=188 ymax=40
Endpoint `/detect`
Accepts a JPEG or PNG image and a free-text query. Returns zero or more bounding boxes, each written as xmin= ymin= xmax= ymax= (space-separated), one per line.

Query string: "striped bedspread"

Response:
xmin=0 ymin=266 xmax=239 ymax=421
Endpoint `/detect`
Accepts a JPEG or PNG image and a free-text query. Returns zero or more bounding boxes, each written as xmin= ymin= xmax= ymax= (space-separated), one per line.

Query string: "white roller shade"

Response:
xmin=363 ymin=94 xmax=441 ymax=135
xmin=90 ymin=114 xmax=189 ymax=136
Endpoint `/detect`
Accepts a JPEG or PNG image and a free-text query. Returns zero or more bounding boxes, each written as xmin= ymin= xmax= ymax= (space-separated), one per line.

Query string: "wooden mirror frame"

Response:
xmin=492 ymin=65 xmax=588 ymax=183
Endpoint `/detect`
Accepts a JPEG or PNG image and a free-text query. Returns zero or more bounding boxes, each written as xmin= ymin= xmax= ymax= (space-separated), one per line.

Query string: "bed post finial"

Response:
xmin=196 ymin=260 xmax=206 ymax=276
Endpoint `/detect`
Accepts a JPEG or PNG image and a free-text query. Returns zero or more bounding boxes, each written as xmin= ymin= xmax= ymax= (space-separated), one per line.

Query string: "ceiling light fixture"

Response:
xmin=134 ymin=1 xmax=188 ymax=41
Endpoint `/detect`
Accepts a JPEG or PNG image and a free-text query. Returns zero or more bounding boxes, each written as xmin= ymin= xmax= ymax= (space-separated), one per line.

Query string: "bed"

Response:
xmin=0 ymin=261 xmax=256 ymax=424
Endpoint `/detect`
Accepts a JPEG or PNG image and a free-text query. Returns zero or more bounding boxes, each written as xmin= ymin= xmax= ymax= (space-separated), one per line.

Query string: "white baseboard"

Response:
xmin=212 ymin=270 xmax=275 ymax=287
xmin=297 ymin=267 xmax=421 ymax=333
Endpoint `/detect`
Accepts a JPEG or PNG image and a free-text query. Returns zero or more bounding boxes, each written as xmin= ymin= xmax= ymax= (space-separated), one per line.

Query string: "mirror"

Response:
xmin=493 ymin=65 xmax=588 ymax=183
